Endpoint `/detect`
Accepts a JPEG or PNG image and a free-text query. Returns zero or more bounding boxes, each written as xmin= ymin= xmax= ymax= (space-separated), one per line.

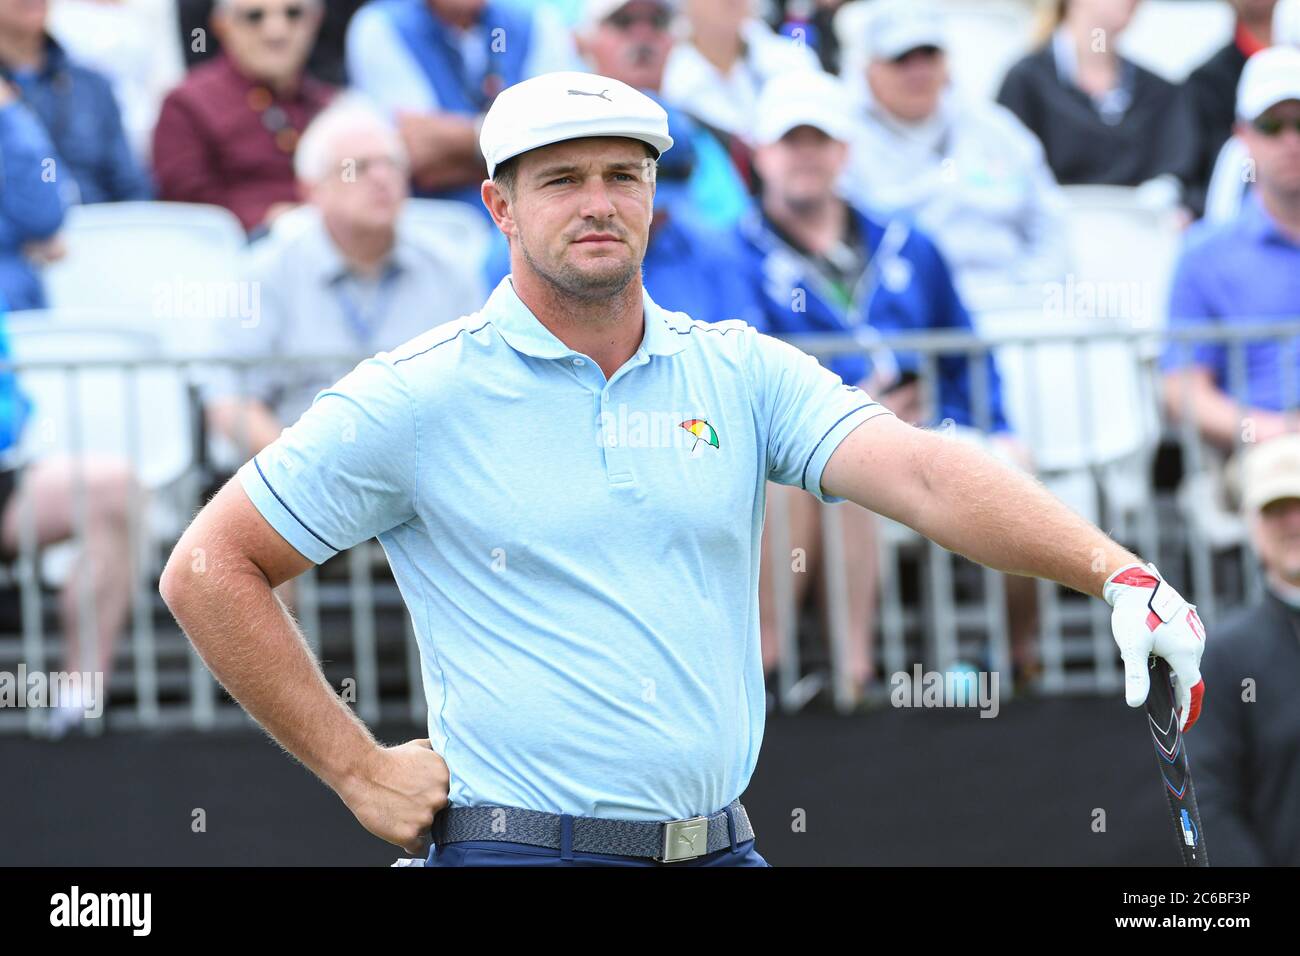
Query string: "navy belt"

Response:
xmin=431 ymin=798 xmax=756 ymax=863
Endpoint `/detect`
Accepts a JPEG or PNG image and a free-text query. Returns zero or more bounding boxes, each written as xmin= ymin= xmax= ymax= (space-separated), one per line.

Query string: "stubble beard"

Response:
xmin=517 ymin=230 xmax=641 ymax=303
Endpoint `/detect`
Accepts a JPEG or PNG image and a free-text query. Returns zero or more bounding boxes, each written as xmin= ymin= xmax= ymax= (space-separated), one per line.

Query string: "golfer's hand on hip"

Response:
xmin=1104 ymin=562 xmax=1207 ymax=732
xmin=343 ymin=738 xmax=450 ymax=855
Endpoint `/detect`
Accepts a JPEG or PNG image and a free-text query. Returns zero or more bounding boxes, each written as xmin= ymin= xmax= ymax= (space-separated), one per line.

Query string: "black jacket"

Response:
xmin=1183 ymin=40 xmax=1249 ymax=218
xmin=1192 ymin=589 xmax=1300 ymax=865
xmin=996 ymin=46 xmax=1198 ymax=199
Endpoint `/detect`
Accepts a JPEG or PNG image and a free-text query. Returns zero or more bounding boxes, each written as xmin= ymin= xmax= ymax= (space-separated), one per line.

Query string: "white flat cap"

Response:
xmin=479 ymin=71 xmax=674 ymax=178
xmin=754 ymin=70 xmax=854 ymax=145
xmin=1237 ymin=46 xmax=1300 ymax=121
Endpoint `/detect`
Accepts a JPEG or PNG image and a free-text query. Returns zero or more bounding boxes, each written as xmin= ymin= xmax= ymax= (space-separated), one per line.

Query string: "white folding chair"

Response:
xmin=936 ymin=0 xmax=1036 ymax=101
xmin=42 ymin=201 xmax=246 ymax=351
xmin=961 ymin=281 xmax=1050 ymax=316
xmin=977 ymin=309 xmax=1159 ymax=527
xmin=399 ymin=198 xmax=493 ymax=275
xmin=1117 ymin=0 xmax=1235 ymax=83
xmin=6 ymin=317 xmax=194 ymax=491
xmin=1058 ymin=185 xmax=1182 ymax=328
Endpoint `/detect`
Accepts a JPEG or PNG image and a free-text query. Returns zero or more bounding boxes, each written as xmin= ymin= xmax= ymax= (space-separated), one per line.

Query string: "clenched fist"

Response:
xmin=342 ymin=739 xmax=450 ymax=856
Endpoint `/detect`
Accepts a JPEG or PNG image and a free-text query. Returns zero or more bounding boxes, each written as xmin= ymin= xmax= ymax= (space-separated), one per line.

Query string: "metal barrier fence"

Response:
xmin=0 ymin=320 xmax=1293 ymax=734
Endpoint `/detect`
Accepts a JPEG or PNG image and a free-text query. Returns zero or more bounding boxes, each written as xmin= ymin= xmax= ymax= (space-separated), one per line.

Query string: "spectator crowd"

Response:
xmin=0 ymin=0 xmax=1297 ymax=863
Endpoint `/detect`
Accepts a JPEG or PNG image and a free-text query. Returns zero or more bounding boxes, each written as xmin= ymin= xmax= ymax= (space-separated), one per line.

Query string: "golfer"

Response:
xmin=159 ymin=71 xmax=1207 ymax=867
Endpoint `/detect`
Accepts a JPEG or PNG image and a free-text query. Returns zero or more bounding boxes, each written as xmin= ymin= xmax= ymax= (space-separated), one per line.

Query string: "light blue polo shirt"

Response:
xmin=237 ymin=276 xmax=894 ymax=821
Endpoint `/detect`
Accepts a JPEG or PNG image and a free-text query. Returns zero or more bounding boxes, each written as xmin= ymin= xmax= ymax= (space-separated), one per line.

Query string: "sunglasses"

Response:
xmin=1253 ymin=115 xmax=1300 ymax=137
xmin=607 ymin=7 xmax=672 ymax=31
xmin=233 ymin=3 xmax=308 ymax=26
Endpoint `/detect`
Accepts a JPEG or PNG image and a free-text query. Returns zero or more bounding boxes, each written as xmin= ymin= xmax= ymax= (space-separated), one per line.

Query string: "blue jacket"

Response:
xmin=0 ymin=100 xmax=66 ymax=311
xmin=374 ymin=0 xmax=532 ymax=209
xmin=641 ymin=208 xmax=760 ymax=325
xmin=1 ymin=37 xmax=151 ymax=207
xmin=733 ymin=205 xmax=1010 ymax=432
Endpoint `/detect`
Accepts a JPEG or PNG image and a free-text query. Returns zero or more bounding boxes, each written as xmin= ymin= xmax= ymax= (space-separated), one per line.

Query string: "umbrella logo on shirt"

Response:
xmin=568 ymin=88 xmax=612 ymax=101
xmin=679 ymin=419 xmax=720 ymax=457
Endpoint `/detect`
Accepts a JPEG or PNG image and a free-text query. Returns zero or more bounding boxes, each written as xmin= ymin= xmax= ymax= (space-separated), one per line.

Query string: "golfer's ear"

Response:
xmin=481 ymin=180 xmax=516 ymax=238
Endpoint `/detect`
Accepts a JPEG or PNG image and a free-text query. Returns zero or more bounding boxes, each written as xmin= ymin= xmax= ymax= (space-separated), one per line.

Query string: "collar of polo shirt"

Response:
xmin=484 ymin=276 xmax=688 ymax=361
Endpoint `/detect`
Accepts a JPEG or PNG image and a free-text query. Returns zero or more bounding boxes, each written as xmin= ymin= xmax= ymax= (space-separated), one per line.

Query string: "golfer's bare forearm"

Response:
xmin=160 ymin=550 xmax=377 ymax=798
xmin=912 ymin=434 xmax=1140 ymax=599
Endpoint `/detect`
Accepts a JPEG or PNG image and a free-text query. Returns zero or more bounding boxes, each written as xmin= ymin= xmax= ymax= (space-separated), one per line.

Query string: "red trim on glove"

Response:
xmin=1183 ymin=678 xmax=1205 ymax=731
xmin=1111 ymin=568 xmax=1160 ymax=589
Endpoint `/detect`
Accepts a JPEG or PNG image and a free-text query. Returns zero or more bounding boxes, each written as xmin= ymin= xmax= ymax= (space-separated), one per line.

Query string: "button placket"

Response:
xmin=600 ymin=381 xmax=633 ymax=484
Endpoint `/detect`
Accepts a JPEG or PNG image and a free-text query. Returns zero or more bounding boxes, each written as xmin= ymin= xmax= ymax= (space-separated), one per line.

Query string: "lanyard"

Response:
xmin=331 ymin=266 xmax=401 ymax=349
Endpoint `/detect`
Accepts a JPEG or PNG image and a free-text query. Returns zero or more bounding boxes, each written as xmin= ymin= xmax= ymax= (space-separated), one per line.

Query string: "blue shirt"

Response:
xmin=2 ymin=37 xmax=151 ymax=206
xmin=735 ymin=206 xmax=1011 ymax=433
xmin=641 ymin=209 xmax=764 ymax=326
xmin=237 ymin=277 xmax=893 ymax=820
xmin=1160 ymin=192 xmax=1300 ymax=410
xmin=0 ymin=100 xmax=65 ymax=311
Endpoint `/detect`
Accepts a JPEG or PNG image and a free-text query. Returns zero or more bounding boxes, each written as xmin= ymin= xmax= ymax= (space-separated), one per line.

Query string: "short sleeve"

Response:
xmin=236 ymin=355 xmax=417 ymax=563
xmin=1160 ymin=248 xmax=1224 ymax=380
xmin=746 ymin=328 xmax=896 ymax=503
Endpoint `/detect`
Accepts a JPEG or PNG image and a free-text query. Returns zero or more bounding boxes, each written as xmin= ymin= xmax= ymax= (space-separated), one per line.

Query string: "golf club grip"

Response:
xmin=1144 ymin=655 xmax=1209 ymax=866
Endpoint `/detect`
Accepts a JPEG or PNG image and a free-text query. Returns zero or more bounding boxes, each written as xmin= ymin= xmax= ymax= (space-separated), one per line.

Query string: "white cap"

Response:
xmin=865 ymin=0 xmax=945 ymax=61
xmin=754 ymin=70 xmax=854 ymax=145
xmin=479 ymin=71 xmax=673 ymax=178
xmin=1237 ymin=46 xmax=1300 ymax=121
xmin=579 ymin=0 xmax=674 ymax=32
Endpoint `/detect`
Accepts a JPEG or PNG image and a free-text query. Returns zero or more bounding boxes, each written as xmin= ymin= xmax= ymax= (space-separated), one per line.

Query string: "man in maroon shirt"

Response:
xmin=153 ymin=0 xmax=336 ymax=231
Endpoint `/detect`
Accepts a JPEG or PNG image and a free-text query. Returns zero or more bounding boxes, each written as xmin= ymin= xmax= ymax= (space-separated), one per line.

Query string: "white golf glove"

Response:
xmin=1103 ymin=562 xmax=1207 ymax=732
